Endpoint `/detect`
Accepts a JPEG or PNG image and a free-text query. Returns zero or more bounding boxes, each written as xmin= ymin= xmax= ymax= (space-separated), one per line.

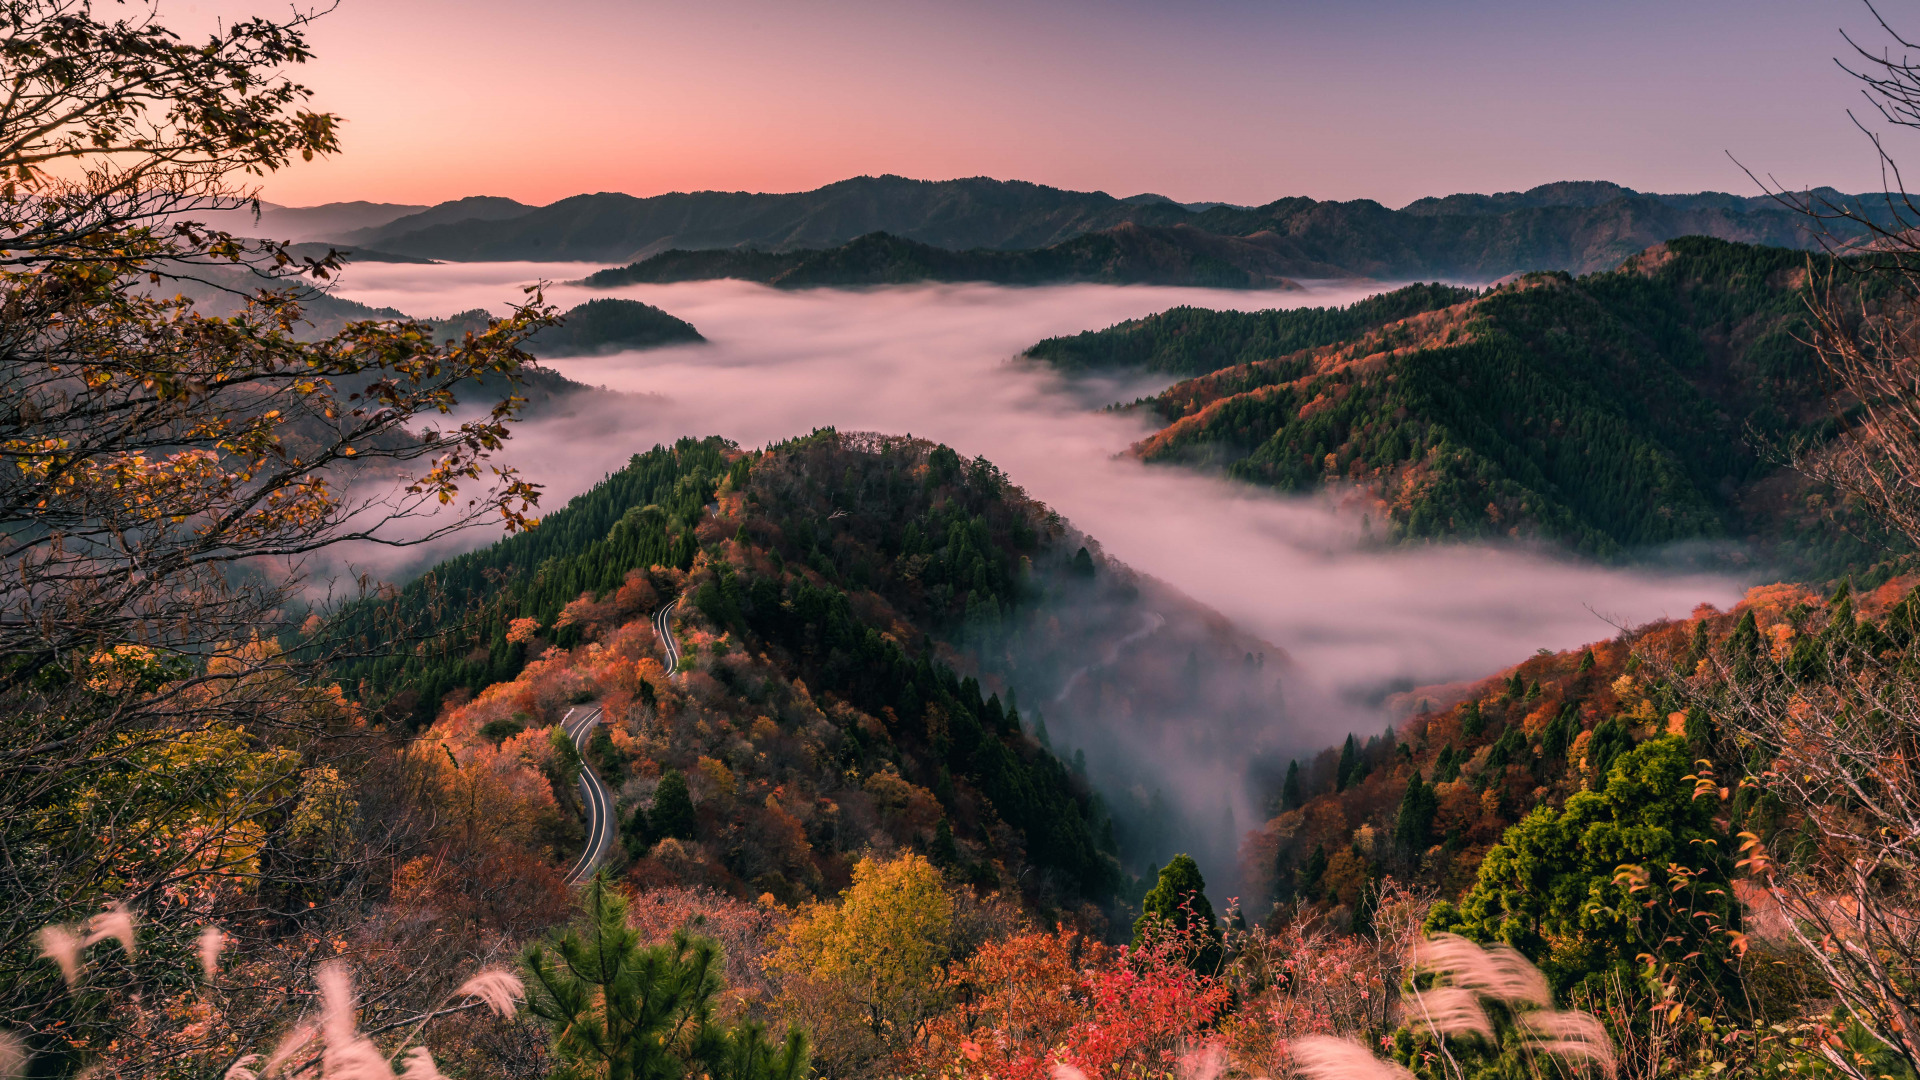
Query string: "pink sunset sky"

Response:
xmin=191 ymin=0 xmax=1894 ymax=209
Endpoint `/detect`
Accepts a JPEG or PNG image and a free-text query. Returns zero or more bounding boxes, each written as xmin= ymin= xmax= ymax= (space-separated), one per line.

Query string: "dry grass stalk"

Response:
xmin=36 ymin=925 xmax=81 ymax=986
xmin=1405 ymin=986 xmax=1493 ymax=1042
xmin=397 ymin=1048 xmax=446 ymax=1080
xmin=1519 ymin=1010 xmax=1618 ymax=1079
xmin=1288 ymin=1036 xmax=1417 ymax=1080
xmin=83 ymin=907 xmax=136 ymax=957
xmin=1412 ymin=934 xmax=1550 ymax=1008
xmin=199 ymin=926 xmax=228 ymax=981
xmin=222 ymin=1053 xmax=261 ymax=1080
xmin=0 ymin=1031 xmax=25 ymax=1080
xmin=452 ymin=969 xmax=523 ymax=1019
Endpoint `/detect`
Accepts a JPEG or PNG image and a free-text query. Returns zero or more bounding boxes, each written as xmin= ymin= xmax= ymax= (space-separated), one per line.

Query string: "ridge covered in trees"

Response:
xmin=332 ymin=431 xmax=1122 ymax=907
xmin=580 ymin=225 xmax=1306 ymax=290
xmin=1071 ymin=237 xmax=1885 ymax=570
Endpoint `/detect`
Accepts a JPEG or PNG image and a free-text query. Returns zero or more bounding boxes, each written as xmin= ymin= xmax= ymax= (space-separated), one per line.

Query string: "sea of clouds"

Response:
xmin=329 ymin=262 xmax=1749 ymax=886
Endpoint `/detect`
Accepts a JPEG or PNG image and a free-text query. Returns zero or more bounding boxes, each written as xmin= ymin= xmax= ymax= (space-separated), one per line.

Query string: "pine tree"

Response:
xmin=930 ymin=817 xmax=959 ymax=868
xmin=523 ymin=872 xmax=808 ymax=1080
xmin=1133 ymin=854 xmax=1223 ymax=972
xmin=1461 ymin=699 xmax=1486 ymax=737
xmin=1281 ymin=759 xmax=1303 ymax=810
xmin=651 ymin=768 xmax=697 ymax=841
xmin=1336 ymin=734 xmax=1360 ymax=791
xmin=1394 ymin=771 xmax=1439 ymax=855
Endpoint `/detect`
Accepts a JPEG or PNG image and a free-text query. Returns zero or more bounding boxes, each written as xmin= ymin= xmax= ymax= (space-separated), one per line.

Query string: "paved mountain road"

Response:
xmin=561 ymin=598 xmax=681 ymax=886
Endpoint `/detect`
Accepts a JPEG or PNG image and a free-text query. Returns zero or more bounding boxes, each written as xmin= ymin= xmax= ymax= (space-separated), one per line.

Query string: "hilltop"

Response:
xmin=328 ymin=430 xmax=1295 ymax=912
xmin=1041 ymin=237 xmax=1883 ymax=572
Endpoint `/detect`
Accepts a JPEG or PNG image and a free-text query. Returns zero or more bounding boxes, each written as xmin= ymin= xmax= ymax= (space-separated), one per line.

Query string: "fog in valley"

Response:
xmin=330 ymin=262 xmax=1748 ymax=888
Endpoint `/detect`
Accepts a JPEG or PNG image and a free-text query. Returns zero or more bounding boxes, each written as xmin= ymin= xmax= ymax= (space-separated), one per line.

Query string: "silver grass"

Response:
xmin=1289 ymin=1036 xmax=1417 ymax=1080
xmin=83 ymin=908 xmax=136 ymax=958
xmin=453 ymin=969 xmax=523 ymax=1018
xmin=198 ymin=926 xmax=227 ymax=981
xmin=1406 ymin=986 xmax=1493 ymax=1042
xmin=317 ymin=963 xmax=357 ymax=1046
xmin=323 ymin=1037 xmax=395 ymax=1080
xmin=398 ymin=1048 xmax=447 ymax=1080
xmin=1412 ymin=934 xmax=1550 ymax=1008
xmin=0 ymin=1030 xmax=26 ymax=1080
xmin=1519 ymin=1010 xmax=1617 ymax=1079
xmin=223 ymin=1054 xmax=261 ymax=1080
xmin=263 ymin=1023 xmax=317 ymax=1078
xmin=36 ymin=925 xmax=81 ymax=986
xmin=1177 ymin=1044 xmax=1225 ymax=1080
xmin=1049 ymin=1065 xmax=1089 ymax=1080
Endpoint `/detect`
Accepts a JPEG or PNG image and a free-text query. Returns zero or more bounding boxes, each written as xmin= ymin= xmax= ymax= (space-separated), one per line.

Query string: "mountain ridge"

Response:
xmin=322 ymin=175 xmax=1884 ymax=278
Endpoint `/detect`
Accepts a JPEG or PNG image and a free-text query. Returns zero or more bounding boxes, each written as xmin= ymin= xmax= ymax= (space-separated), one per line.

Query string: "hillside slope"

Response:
xmin=326 ymin=432 xmax=1296 ymax=912
xmin=1077 ymin=237 xmax=1876 ymax=569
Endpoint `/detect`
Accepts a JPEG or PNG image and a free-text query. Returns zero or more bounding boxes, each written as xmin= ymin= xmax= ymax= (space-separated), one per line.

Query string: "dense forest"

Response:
xmin=580 ymin=225 xmax=1306 ymax=290
xmin=330 ymin=432 xmax=1122 ymax=909
xmin=1069 ymin=237 xmax=1887 ymax=571
xmin=1024 ymin=282 xmax=1475 ymax=375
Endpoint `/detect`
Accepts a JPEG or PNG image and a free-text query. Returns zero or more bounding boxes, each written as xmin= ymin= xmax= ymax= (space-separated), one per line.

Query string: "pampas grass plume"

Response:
xmin=1407 ymin=986 xmax=1493 ymax=1042
xmin=36 ymin=925 xmax=81 ymax=986
xmin=199 ymin=926 xmax=228 ymax=981
xmin=453 ymin=969 xmax=523 ymax=1018
xmin=263 ymin=1022 xmax=317 ymax=1078
xmin=223 ymin=1053 xmax=261 ymax=1080
xmin=1414 ymin=933 xmax=1550 ymax=1008
xmin=1177 ymin=1043 xmax=1225 ymax=1080
xmin=317 ymin=962 xmax=357 ymax=1045
xmin=1520 ymin=1010 xmax=1617 ymax=1079
xmin=323 ymin=1037 xmax=395 ymax=1080
xmin=399 ymin=1048 xmax=447 ymax=1080
xmin=1289 ymin=1036 xmax=1416 ymax=1080
xmin=0 ymin=1031 xmax=27 ymax=1080
xmin=83 ymin=907 xmax=136 ymax=958
xmin=1048 ymin=1066 xmax=1088 ymax=1080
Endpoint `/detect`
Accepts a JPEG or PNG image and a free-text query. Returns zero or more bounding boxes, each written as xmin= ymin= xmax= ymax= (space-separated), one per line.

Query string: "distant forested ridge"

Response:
xmin=580 ymin=225 xmax=1305 ymax=290
xmin=1086 ymin=237 xmax=1889 ymax=572
xmin=430 ymin=297 xmax=703 ymax=355
xmin=1024 ymin=283 xmax=1476 ymax=376
xmin=334 ymin=174 xmax=1882 ymax=278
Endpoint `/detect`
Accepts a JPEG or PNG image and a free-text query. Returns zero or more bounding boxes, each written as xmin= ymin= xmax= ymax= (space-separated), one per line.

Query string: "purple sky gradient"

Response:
xmin=190 ymin=0 xmax=1899 ymax=207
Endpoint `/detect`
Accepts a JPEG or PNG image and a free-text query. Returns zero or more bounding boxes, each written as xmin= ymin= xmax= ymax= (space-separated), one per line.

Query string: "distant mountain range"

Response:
xmin=579 ymin=225 xmax=1309 ymax=290
xmin=262 ymin=175 xmax=1891 ymax=280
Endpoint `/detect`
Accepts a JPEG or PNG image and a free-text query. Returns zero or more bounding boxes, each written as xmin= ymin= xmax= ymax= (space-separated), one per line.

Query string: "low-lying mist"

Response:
xmin=332 ymin=262 xmax=1749 ymax=891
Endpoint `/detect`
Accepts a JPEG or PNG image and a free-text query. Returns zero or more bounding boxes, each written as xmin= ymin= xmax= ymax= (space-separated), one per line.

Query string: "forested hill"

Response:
xmin=580 ymin=225 xmax=1309 ymax=289
xmin=336 ymin=174 xmax=1876 ymax=277
xmin=325 ymin=432 xmax=1162 ymax=909
xmin=1024 ymin=283 xmax=1476 ymax=376
xmin=1099 ymin=237 xmax=1885 ymax=571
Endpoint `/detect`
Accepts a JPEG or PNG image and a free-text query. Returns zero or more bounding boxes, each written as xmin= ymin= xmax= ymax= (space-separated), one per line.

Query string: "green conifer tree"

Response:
xmin=524 ymin=872 xmax=808 ymax=1080
xmin=1133 ymin=854 xmax=1223 ymax=972
xmin=650 ymin=768 xmax=698 ymax=841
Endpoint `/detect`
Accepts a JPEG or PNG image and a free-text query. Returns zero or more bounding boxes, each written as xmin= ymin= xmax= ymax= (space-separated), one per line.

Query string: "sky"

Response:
xmin=186 ymin=0 xmax=1900 ymax=213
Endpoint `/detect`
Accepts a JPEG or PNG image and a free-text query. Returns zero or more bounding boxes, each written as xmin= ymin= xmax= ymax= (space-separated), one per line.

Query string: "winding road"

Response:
xmin=561 ymin=598 xmax=682 ymax=886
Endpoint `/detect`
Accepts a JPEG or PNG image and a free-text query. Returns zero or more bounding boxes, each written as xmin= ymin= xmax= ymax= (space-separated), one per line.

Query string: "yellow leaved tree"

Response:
xmin=766 ymin=852 xmax=953 ymax=1075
